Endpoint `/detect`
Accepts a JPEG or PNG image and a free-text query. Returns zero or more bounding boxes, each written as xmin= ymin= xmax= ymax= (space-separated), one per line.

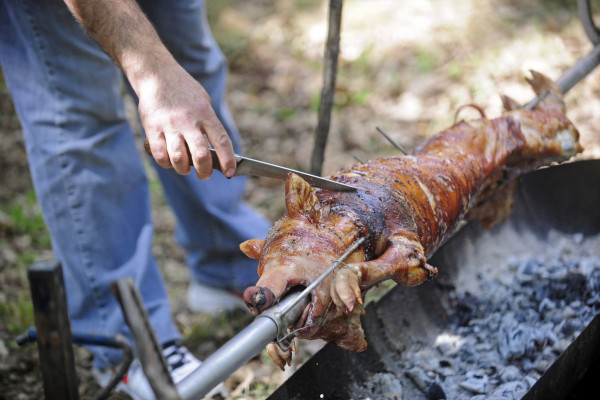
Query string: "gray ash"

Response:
xmin=398 ymin=231 xmax=600 ymax=400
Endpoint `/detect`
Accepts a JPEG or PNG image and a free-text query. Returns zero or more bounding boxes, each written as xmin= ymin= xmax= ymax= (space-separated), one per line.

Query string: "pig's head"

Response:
xmin=241 ymin=173 xmax=368 ymax=353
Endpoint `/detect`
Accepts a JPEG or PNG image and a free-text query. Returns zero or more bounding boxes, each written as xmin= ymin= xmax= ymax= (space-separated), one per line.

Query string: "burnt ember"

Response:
xmin=393 ymin=231 xmax=600 ymax=400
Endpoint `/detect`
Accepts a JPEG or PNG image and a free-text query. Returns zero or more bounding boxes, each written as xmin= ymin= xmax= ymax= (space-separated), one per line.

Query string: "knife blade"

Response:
xmin=209 ymin=149 xmax=357 ymax=192
xmin=143 ymin=140 xmax=357 ymax=192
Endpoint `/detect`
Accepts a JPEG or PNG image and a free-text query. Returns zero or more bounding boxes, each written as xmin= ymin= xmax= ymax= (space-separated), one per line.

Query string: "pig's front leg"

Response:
xmin=331 ymin=234 xmax=438 ymax=313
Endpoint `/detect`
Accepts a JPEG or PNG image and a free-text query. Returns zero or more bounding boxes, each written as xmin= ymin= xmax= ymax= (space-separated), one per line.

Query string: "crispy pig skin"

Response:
xmin=241 ymin=72 xmax=582 ymax=368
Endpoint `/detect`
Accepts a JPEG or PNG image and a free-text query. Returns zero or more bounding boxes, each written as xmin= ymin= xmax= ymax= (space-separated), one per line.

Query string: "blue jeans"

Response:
xmin=0 ymin=0 xmax=270 ymax=368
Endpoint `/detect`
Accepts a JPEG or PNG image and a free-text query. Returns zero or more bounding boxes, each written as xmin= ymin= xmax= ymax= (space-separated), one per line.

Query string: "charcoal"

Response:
xmin=405 ymin=366 xmax=433 ymax=392
xmin=394 ymin=229 xmax=600 ymax=399
xmin=425 ymin=381 xmax=446 ymax=400
xmin=489 ymin=381 xmax=529 ymax=399
xmin=459 ymin=371 xmax=489 ymax=394
xmin=498 ymin=365 xmax=520 ymax=382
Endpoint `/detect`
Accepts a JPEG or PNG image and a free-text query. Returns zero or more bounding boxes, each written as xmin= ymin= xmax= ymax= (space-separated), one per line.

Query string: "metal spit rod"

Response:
xmin=525 ymin=0 xmax=600 ymax=108
xmin=557 ymin=43 xmax=600 ymax=95
xmin=177 ymin=291 xmax=308 ymax=399
xmin=560 ymin=0 xmax=600 ymax=94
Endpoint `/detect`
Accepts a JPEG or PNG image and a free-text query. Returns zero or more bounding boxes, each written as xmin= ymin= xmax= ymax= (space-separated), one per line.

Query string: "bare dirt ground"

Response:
xmin=1 ymin=0 xmax=599 ymax=399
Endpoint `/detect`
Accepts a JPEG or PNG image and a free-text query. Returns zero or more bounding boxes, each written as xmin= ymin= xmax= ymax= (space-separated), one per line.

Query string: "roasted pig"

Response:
xmin=240 ymin=72 xmax=582 ymax=369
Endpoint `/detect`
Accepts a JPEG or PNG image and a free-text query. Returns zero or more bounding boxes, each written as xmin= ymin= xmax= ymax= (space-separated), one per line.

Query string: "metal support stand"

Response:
xmin=28 ymin=260 xmax=79 ymax=400
xmin=111 ymin=277 xmax=181 ymax=400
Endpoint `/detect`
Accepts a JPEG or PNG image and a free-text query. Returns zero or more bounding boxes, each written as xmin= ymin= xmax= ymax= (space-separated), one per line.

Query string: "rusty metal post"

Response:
xmin=111 ymin=277 xmax=181 ymax=400
xmin=28 ymin=260 xmax=79 ymax=400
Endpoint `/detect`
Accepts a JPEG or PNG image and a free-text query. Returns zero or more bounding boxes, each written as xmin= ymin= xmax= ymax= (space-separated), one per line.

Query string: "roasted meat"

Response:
xmin=240 ymin=72 xmax=582 ymax=369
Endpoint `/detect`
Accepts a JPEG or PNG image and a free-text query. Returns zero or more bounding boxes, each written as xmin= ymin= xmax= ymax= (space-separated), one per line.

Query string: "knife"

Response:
xmin=143 ymin=140 xmax=357 ymax=192
xmin=208 ymin=148 xmax=357 ymax=192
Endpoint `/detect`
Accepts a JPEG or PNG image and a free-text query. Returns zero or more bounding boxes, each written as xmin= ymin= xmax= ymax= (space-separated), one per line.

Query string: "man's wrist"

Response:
xmin=63 ymin=0 xmax=177 ymax=96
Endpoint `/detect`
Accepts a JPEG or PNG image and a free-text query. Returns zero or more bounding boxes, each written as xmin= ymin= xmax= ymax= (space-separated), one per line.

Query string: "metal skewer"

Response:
xmin=376 ymin=126 xmax=409 ymax=155
xmin=278 ymin=237 xmax=366 ymax=317
xmin=353 ymin=154 xmax=364 ymax=164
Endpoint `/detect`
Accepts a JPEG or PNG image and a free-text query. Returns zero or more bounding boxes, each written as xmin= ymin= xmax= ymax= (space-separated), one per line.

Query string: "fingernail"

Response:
xmin=196 ymin=171 xmax=209 ymax=181
xmin=225 ymin=168 xmax=235 ymax=178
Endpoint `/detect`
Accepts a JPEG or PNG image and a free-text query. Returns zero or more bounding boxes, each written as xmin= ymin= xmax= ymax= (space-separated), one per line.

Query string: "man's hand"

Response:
xmin=137 ymin=63 xmax=236 ymax=179
xmin=63 ymin=0 xmax=236 ymax=179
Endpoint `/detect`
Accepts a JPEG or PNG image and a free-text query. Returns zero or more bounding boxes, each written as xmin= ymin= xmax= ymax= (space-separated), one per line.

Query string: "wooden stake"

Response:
xmin=310 ymin=0 xmax=344 ymax=176
xmin=29 ymin=261 xmax=79 ymax=400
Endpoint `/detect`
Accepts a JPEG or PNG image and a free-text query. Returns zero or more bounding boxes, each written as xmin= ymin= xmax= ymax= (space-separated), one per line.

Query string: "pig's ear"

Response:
xmin=240 ymin=239 xmax=264 ymax=260
xmin=285 ymin=173 xmax=323 ymax=222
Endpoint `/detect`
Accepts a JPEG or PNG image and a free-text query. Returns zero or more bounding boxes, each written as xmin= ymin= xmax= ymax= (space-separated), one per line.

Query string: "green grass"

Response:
xmin=349 ymin=89 xmax=371 ymax=106
xmin=309 ymin=92 xmax=321 ymax=112
xmin=0 ymin=190 xmax=51 ymax=269
xmin=0 ymin=292 xmax=34 ymax=338
xmin=234 ymin=380 xmax=279 ymax=400
xmin=180 ymin=309 xmax=254 ymax=352
xmin=415 ymin=49 xmax=439 ymax=74
xmin=276 ymin=107 xmax=297 ymax=121
xmin=1 ymin=190 xmax=50 ymax=249
xmin=447 ymin=60 xmax=464 ymax=82
xmin=353 ymin=44 xmax=375 ymax=76
xmin=0 ymin=190 xmax=47 ymax=344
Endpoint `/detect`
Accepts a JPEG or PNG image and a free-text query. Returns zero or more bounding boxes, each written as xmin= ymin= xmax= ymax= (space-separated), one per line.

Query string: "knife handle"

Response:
xmin=143 ymin=139 xmax=225 ymax=172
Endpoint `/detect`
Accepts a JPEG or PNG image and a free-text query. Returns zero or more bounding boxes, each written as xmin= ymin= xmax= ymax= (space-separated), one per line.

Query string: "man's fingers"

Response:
xmin=146 ymin=131 xmax=220 ymax=179
xmin=186 ymin=133 xmax=213 ymax=180
xmin=147 ymin=134 xmax=173 ymax=170
xmin=140 ymin=87 xmax=234 ymax=179
xmin=167 ymin=134 xmax=191 ymax=175
xmin=204 ymin=119 xmax=236 ymax=178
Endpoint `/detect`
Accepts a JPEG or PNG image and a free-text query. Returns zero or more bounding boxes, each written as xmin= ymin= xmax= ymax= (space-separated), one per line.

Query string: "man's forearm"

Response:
xmin=63 ymin=0 xmax=175 ymax=96
xmin=62 ymin=0 xmax=237 ymax=178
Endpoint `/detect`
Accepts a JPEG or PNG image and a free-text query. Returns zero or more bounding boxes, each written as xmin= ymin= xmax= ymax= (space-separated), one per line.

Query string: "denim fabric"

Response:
xmin=0 ymin=0 xmax=270 ymax=368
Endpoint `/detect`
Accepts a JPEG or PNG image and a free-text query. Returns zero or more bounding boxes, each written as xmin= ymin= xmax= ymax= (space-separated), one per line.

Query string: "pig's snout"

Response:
xmin=243 ymin=286 xmax=276 ymax=315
